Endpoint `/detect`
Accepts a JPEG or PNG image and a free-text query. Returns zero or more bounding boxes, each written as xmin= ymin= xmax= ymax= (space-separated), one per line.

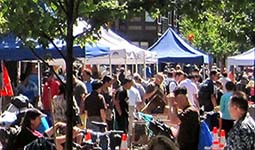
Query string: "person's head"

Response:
xmin=167 ymin=71 xmax=175 ymax=78
xmin=147 ymin=135 xmax=179 ymax=150
xmin=173 ymin=87 xmax=190 ymax=110
xmin=209 ymin=70 xmax=219 ymax=81
xmin=92 ymin=79 xmax=104 ymax=93
xmin=82 ymin=69 xmax=92 ymax=81
xmin=121 ymin=77 xmax=133 ymax=90
xmin=175 ymin=64 xmax=181 ymax=70
xmin=154 ymin=73 xmax=164 ymax=85
xmin=229 ymin=91 xmax=248 ymax=120
xmin=225 ymin=81 xmax=235 ymax=91
xmin=22 ymin=108 xmax=46 ymax=130
xmin=192 ymin=67 xmax=199 ymax=75
xmin=175 ymin=70 xmax=184 ymax=82
xmin=102 ymin=75 xmax=113 ymax=87
xmin=133 ymin=73 xmax=142 ymax=83
xmin=44 ymin=69 xmax=54 ymax=80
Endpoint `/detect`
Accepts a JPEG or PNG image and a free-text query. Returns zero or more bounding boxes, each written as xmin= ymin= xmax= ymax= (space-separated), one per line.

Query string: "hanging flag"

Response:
xmin=0 ymin=61 xmax=3 ymax=89
xmin=0 ymin=61 xmax=14 ymax=97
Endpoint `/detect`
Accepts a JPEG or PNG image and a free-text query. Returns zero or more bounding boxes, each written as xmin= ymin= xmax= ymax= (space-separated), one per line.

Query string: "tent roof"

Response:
xmin=148 ymin=28 xmax=208 ymax=64
xmin=0 ymin=34 xmax=109 ymax=61
xmin=227 ymin=47 xmax=255 ymax=66
xmin=86 ymin=27 xmax=157 ymax=64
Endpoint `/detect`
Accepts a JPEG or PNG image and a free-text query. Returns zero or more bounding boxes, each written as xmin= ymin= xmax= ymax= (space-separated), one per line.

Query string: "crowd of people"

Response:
xmin=10 ymin=62 xmax=255 ymax=150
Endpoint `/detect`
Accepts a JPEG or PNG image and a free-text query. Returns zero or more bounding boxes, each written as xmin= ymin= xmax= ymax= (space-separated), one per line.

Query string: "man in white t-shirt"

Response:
xmin=128 ymin=86 xmax=142 ymax=111
xmin=218 ymin=72 xmax=231 ymax=93
xmin=178 ymin=74 xmax=199 ymax=107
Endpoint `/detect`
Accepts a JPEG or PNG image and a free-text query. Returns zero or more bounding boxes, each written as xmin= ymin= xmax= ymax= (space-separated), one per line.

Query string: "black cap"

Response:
xmin=92 ymin=79 xmax=104 ymax=90
xmin=121 ymin=77 xmax=132 ymax=86
xmin=25 ymin=108 xmax=47 ymax=119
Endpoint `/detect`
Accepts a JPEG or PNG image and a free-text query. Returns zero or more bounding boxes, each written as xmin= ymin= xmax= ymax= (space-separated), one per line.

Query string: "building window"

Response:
xmin=128 ymin=26 xmax=142 ymax=30
xmin=130 ymin=16 xmax=142 ymax=22
xmin=140 ymin=41 xmax=149 ymax=49
xmin=145 ymin=26 xmax=157 ymax=30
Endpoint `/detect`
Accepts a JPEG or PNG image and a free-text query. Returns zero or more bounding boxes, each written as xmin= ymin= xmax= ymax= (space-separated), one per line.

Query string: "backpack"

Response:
xmin=166 ymin=79 xmax=177 ymax=94
xmin=198 ymin=80 xmax=214 ymax=111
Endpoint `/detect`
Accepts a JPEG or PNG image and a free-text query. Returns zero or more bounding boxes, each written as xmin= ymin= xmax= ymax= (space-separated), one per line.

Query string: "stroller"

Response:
xmin=0 ymin=94 xmax=33 ymax=127
xmin=0 ymin=95 xmax=37 ymax=150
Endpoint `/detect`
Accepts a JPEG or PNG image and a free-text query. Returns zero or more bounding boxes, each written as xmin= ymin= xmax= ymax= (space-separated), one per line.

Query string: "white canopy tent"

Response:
xmin=227 ymin=47 xmax=255 ymax=67
xmin=49 ymin=24 xmax=157 ymax=77
xmin=85 ymin=27 xmax=157 ymax=65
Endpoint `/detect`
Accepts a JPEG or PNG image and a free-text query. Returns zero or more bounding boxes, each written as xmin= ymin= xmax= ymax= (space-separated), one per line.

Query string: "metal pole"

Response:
xmin=109 ymin=54 xmax=112 ymax=76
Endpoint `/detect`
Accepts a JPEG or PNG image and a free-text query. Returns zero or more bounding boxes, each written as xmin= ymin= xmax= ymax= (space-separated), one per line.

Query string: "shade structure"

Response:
xmin=227 ymin=47 xmax=255 ymax=66
xmin=85 ymin=27 xmax=157 ymax=65
xmin=148 ymin=28 xmax=208 ymax=64
xmin=0 ymin=34 xmax=110 ymax=61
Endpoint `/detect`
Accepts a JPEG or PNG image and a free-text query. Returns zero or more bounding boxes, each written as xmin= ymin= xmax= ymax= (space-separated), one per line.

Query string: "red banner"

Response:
xmin=0 ymin=62 xmax=14 ymax=97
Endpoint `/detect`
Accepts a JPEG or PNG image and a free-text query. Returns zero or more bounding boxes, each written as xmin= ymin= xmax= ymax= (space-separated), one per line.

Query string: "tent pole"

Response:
xmin=125 ymin=57 xmax=127 ymax=77
xmin=202 ymin=64 xmax=206 ymax=80
xmin=143 ymin=58 xmax=146 ymax=79
xmin=17 ymin=61 xmax=21 ymax=84
xmin=109 ymin=54 xmax=112 ymax=76
xmin=37 ymin=61 xmax=41 ymax=97
xmin=135 ymin=56 xmax=138 ymax=74
xmin=156 ymin=61 xmax=159 ymax=73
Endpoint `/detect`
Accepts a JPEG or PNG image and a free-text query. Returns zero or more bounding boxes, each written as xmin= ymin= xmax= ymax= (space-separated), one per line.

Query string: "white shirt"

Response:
xmin=179 ymin=79 xmax=198 ymax=106
xmin=219 ymin=77 xmax=231 ymax=93
xmin=128 ymin=86 xmax=142 ymax=106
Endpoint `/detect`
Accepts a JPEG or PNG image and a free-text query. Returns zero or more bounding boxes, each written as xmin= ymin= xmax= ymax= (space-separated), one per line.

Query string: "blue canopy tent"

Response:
xmin=168 ymin=28 xmax=210 ymax=64
xmin=148 ymin=28 xmax=209 ymax=64
xmin=0 ymin=34 xmax=109 ymax=61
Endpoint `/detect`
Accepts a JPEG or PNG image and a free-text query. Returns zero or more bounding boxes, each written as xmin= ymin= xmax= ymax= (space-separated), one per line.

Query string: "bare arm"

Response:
xmin=167 ymin=95 xmax=181 ymax=125
xmin=45 ymin=122 xmax=66 ymax=137
xmin=211 ymin=94 xmax=217 ymax=108
xmin=113 ymin=98 xmax=122 ymax=116
xmin=100 ymin=109 xmax=106 ymax=123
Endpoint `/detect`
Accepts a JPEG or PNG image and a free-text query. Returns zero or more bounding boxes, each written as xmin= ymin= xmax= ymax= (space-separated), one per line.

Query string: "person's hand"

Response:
xmin=214 ymin=106 xmax=220 ymax=112
xmin=55 ymin=122 xmax=66 ymax=129
xmin=72 ymin=126 xmax=81 ymax=138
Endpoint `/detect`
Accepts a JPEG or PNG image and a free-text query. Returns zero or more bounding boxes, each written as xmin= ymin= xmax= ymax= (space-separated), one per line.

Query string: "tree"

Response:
xmin=178 ymin=0 xmax=255 ymax=66
xmin=0 ymin=0 xmax=172 ymax=149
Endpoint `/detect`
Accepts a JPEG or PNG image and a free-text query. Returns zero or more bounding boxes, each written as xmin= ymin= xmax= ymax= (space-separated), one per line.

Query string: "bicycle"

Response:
xmin=74 ymin=121 xmax=123 ymax=150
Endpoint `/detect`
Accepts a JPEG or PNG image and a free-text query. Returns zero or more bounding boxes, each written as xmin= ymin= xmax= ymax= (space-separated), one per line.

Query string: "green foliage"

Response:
xmin=179 ymin=0 xmax=255 ymax=62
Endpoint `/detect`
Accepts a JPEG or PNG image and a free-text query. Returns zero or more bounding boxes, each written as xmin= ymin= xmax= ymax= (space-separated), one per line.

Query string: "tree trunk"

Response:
xmin=65 ymin=0 xmax=75 ymax=150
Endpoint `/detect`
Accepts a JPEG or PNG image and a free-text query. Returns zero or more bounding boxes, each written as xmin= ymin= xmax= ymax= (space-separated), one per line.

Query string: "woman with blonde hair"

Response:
xmin=246 ymin=79 xmax=254 ymax=102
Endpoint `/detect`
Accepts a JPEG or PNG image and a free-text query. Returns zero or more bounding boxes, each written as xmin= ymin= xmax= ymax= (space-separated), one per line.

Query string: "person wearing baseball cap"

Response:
xmin=14 ymin=108 xmax=80 ymax=150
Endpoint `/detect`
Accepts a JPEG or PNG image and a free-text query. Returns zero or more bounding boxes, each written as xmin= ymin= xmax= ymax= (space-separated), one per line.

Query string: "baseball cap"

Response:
xmin=25 ymin=108 xmax=47 ymax=118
